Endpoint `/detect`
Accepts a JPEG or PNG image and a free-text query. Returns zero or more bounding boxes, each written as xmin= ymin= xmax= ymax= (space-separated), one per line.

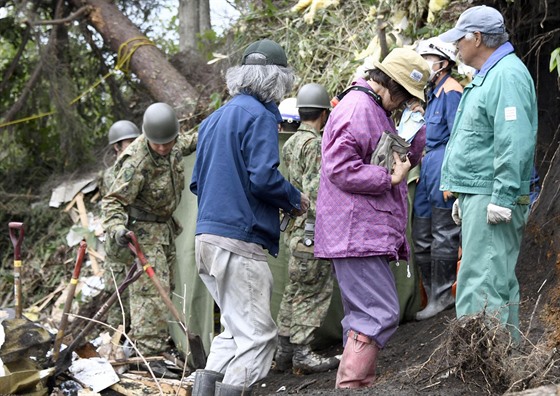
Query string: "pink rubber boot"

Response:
xmin=336 ymin=330 xmax=379 ymax=389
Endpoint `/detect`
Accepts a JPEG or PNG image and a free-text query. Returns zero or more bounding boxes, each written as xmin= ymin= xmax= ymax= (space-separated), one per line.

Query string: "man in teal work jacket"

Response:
xmin=438 ymin=5 xmax=537 ymax=339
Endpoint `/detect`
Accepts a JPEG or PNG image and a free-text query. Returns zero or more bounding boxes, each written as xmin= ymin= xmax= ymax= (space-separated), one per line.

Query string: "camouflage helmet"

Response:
xmin=142 ymin=103 xmax=179 ymax=144
xmin=108 ymin=120 xmax=140 ymax=145
xmin=296 ymin=83 xmax=331 ymax=109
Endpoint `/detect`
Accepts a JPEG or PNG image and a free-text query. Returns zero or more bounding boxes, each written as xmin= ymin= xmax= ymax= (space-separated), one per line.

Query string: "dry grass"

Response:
xmin=226 ymin=0 xmax=450 ymax=98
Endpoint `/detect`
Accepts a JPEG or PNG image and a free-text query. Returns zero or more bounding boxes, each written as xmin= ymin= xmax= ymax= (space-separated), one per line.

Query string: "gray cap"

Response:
xmin=241 ymin=39 xmax=288 ymax=67
xmin=439 ymin=5 xmax=505 ymax=43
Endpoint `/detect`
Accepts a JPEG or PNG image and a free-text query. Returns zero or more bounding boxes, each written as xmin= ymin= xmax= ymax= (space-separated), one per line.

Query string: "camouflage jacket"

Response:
xmin=281 ymin=123 xmax=322 ymax=250
xmin=102 ymin=132 xmax=197 ymax=243
xmin=99 ymin=163 xmax=117 ymax=198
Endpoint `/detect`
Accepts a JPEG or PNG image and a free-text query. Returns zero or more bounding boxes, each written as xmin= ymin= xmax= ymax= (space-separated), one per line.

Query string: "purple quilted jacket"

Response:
xmin=314 ymin=78 xmax=425 ymax=261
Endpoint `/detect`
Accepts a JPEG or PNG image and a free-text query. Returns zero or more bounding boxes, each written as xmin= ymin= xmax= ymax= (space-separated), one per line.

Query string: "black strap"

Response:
xmin=128 ymin=207 xmax=170 ymax=224
xmin=335 ymin=85 xmax=383 ymax=106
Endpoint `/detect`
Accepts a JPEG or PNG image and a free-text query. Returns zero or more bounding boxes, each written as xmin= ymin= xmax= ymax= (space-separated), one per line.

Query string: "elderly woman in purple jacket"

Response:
xmin=315 ymin=48 xmax=430 ymax=389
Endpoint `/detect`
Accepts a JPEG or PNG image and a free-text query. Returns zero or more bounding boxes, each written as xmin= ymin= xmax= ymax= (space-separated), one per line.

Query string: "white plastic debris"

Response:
xmin=68 ymin=357 xmax=119 ymax=393
xmin=80 ymin=275 xmax=105 ymax=299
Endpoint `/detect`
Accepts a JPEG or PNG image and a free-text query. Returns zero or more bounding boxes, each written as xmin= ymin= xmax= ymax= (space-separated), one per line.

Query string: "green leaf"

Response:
xmin=550 ymin=47 xmax=560 ymax=76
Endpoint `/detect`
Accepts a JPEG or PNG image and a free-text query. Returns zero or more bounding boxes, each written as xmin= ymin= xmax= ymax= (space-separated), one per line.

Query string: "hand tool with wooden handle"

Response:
xmin=8 ymin=222 xmax=25 ymax=319
xmin=52 ymin=240 xmax=87 ymax=362
xmin=126 ymin=231 xmax=207 ymax=369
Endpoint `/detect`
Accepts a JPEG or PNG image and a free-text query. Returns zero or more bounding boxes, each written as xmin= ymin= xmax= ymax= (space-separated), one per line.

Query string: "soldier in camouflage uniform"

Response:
xmin=102 ymin=103 xmax=197 ymax=359
xmin=100 ymin=120 xmax=140 ymax=330
xmin=275 ymin=83 xmax=339 ymax=374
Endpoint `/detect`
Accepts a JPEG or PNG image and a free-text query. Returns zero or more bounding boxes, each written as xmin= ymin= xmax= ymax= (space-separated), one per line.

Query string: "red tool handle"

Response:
xmin=72 ymin=240 xmax=87 ymax=279
xmin=127 ymin=231 xmax=155 ymax=277
xmin=9 ymin=222 xmax=24 ymax=260
xmin=52 ymin=240 xmax=87 ymax=361
xmin=125 ymin=230 xmax=207 ymax=369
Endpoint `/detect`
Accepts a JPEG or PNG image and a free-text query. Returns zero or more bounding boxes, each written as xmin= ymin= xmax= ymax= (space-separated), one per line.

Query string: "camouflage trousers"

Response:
xmin=128 ymin=242 xmax=176 ymax=355
xmin=277 ymin=248 xmax=334 ymax=345
xmin=103 ymin=237 xmax=175 ymax=355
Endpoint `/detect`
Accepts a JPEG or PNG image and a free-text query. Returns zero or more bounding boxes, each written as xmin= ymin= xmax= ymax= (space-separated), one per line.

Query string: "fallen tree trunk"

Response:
xmin=69 ymin=0 xmax=199 ymax=120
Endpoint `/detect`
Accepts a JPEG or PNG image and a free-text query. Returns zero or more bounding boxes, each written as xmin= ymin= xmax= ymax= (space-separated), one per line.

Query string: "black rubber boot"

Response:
xmin=192 ymin=369 xmax=224 ymax=396
xmin=412 ymin=216 xmax=433 ymax=295
xmin=292 ymin=345 xmax=340 ymax=374
xmin=215 ymin=381 xmax=252 ymax=396
xmin=415 ymin=259 xmax=457 ymax=320
xmin=273 ymin=336 xmax=294 ymax=372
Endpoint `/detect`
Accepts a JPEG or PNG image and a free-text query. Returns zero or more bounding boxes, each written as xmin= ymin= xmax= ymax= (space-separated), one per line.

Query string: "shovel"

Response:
xmin=8 ymin=222 xmax=24 ymax=319
xmin=53 ymin=259 xmax=144 ymax=377
xmin=126 ymin=231 xmax=207 ymax=369
xmin=52 ymin=240 xmax=87 ymax=362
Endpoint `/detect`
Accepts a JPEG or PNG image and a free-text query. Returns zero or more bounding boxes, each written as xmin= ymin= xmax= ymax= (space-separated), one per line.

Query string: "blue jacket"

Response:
xmin=425 ymin=74 xmax=463 ymax=151
xmin=190 ymin=94 xmax=301 ymax=256
xmin=440 ymin=43 xmax=537 ymax=209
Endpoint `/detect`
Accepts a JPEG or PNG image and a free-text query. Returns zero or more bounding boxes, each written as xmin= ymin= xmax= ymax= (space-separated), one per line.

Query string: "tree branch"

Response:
xmin=26 ymin=6 xmax=91 ymax=26
xmin=0 ymin=26 xmax=32 ymax=95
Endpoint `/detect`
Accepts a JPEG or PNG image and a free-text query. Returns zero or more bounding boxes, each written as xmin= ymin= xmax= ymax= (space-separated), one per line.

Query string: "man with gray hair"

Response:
xmin=190 ymin=39 xmax=310 ymax=396
xmin=438 ymin=5 xmax=537 ymax=339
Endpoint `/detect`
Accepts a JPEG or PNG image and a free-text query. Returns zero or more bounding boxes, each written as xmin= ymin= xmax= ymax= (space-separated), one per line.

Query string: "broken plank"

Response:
xmin=75 ymin=193 xmax=102 ymax=275
xmin=111 ymin=373 xmax=191 ymax=395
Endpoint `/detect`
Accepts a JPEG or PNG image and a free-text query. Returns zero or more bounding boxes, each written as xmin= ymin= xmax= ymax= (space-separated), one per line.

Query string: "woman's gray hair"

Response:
xmin=226 ymin=53 xmax=295 ymax=103
xmin=464 ymin=31 xmax=509 ymax=48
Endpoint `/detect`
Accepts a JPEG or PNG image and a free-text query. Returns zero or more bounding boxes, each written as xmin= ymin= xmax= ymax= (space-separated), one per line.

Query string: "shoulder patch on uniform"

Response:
xmin=504 ymin=107 xmax=517 ymax=121
xmin=122 ymin=165 xmax=135 ymax=182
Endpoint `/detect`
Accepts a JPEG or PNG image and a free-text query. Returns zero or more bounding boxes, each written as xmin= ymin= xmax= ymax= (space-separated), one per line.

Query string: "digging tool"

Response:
xmin=52 ymin=240 xmax=87 ymax=362
xmin=53 ymin=259 xmax=144 ymax=377
xmin=9 ymin=222 xmax=24 ymax=319
xmin=126 ymin=231 xmax=207 ymax=369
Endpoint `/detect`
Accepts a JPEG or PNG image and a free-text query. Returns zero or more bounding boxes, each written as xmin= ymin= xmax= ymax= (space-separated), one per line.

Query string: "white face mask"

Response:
xmin=426 ymin=60 xmax=444 ymax=81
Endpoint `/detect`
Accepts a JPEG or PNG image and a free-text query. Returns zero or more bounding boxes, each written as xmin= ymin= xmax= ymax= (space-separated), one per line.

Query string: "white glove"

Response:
xmin=487 ymin=203 xmax=512 ymax=224
xmin=452 ymin=199 xmax=462 ymax=226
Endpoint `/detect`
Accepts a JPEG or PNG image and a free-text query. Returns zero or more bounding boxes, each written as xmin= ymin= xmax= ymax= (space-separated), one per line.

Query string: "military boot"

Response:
xmin=292 ymin=344 xmax=340 ymax=374
xmin=273 ymin=336 xmax=294 ymax=372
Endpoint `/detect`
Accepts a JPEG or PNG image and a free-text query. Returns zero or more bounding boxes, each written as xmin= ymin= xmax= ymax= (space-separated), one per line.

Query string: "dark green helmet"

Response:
xmin=142 ymin=103 xmax=179 ymax=144
xmin=108 ymin=120 xmax=140 ymax=145
xmin=296 ymin=83 xmax=331 ymax=109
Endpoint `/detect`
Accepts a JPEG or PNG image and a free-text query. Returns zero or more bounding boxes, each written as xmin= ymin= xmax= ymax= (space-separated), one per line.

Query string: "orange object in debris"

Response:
xmin=451 ymin=246 xmax=462 ymax=297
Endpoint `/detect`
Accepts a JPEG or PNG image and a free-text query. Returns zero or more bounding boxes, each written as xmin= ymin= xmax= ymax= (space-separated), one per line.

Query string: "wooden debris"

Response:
xmin=110 ymin=373 xmax=192 ymax=396
xmin=75 ymin=193 xmax=102 ymax=275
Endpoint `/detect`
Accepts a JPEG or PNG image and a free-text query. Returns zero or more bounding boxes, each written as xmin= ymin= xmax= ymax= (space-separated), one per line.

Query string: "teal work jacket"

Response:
xmin=440 ymin=43 xmax=538 ymax=209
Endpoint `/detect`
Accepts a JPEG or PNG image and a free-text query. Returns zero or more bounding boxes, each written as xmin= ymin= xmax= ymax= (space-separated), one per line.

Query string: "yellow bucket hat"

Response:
xmin=372 ymin=48 xmax=430 ymax=101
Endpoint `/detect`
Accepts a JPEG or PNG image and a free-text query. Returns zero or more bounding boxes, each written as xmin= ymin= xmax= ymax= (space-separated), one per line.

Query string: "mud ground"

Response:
xmin=251 ymin=246 xmax=555 ymax=396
